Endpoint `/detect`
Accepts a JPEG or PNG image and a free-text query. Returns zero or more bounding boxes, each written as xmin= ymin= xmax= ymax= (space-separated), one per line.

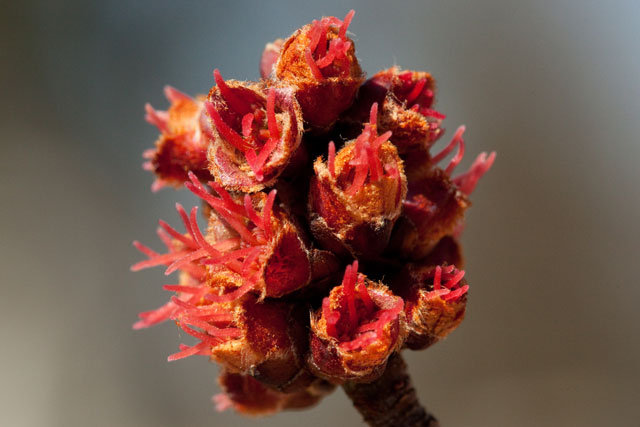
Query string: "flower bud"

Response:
xmin=308 ymin=261 xmax=406 ymax=383
xmin=185 ymin=172 xmax=313 ymax=298
xmin=343 ymin=67 xmax=444 ymax=155
xmin=214 ymin=371 xmax=336 ymax=415
xmin=389 ymin=166 xmax=469 ymax=259
xmin=205 ymin=70 xmax=303 ymax=192
xmin=391 ymin=264 xmax=468 ymax=350
xmin=308 ymin=104 xmax=407 ymax=259
xmin=143 ymin=86 xmax=212 ymax=191
xmin=388 ymin=126 xmax=496 ymax=259
xmin=275 ymin=10 xmax=364 ymax=129
xmin=204 ymin=294 xmax=311 ymax=391
xmin=131 ymin=172 xmax=316 ymax=341
xmin=135 ymin=261 xmax=311 ymax=390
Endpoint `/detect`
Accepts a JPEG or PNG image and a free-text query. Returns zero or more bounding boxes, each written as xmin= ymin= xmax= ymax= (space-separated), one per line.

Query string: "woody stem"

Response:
xmin=342 ymin=353 xmax=439 ymax=427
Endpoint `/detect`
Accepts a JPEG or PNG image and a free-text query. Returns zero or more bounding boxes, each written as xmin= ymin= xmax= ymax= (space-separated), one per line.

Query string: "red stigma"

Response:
xmin=345 ymin=103 xmax=395 ymax=195
xmin=305 ymin=11 xmax=356 ymax=80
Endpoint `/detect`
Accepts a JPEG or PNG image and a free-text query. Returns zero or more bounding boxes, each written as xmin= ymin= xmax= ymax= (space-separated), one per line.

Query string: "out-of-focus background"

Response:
xmin=2 ymin=0 xmax=639 ymax=426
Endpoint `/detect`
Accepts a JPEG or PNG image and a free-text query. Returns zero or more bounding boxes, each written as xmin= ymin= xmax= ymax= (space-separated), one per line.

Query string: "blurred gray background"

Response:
xmin=2 ymin=0 xmax=639 ymax=426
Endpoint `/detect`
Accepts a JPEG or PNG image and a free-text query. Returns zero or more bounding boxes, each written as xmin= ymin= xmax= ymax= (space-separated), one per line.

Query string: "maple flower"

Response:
xmin=389 ymin=126 xmax=496 ymax=259
xmin=344 ymin=66 xmax=445 ymax=155
xmin=205 ymin=70 xmax=304 ymax=192
xmin=309 ymin=103 xmax=407 ymax=258
xmin=133 ymin=10 xmax=495 ymax=427
xmin=392 ymin=264 xmax=469 ymax=350
xmin=308 ymin=261 xmax=406 ymax=383
xmin=204 ymin=294 xmax=312 ymax=391
xmin=274 ymin=10 xmax=364 ymax=128
xmin=214 ymin=371 xmax=336 ymax=416
xmin=133 ymin=172 xmax=314 ymax=305
xmin=143 ymin=86 xmax=212 ymax=191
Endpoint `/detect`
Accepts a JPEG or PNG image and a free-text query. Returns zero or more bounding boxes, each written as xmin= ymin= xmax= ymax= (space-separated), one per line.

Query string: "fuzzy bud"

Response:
xmin=391 ymin=264 xmax=468 ymax=350
xmin=389 ymin=167 xmax=469 ymax=259
xmin=143 ymin=87 xmax=212 ymax=191
xmin=214 ymin=371 xmax=336 ymax=416
xmin=205 ymin=70 xmax=303 ymax=192
xmin=275 ymin=10 xmax=364 ymax=129
xmin=308 ymin=104 xmax=407 ymax=259
xmin=206 ymin=294 xmax=311 ymax=391
xmin=343 ymin=67 xmax=444 ymax=154
xmin=308 ymin=261 xmax=406 ymax=383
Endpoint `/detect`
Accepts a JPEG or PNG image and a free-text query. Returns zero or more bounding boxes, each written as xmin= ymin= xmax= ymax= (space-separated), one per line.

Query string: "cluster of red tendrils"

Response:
xmin=304 ymin=10 xmax=355 ymax=80
xmin=431 ymin=125 xmax=497 ymax=196
xmin=424 ymin=265 xmax=468 ymax=302
xmin=341 ymin=104 xmax=395 ymax=195
xmin=206 ymin=70 xmax=283 ymax=181
xmin=133 ymin=9 xmax=494 ymax=419
xmin=143 ymin=86 xmax=211 ymax=192
xmin=323 ymin=261 xmax=404 ymax=351
xmin=132 ymin=171 xmax=283 ymax=360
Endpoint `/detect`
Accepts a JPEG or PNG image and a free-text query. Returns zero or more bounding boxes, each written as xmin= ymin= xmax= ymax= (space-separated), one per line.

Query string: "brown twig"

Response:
xmin=343 ymin=353 xmax=439 ymax=427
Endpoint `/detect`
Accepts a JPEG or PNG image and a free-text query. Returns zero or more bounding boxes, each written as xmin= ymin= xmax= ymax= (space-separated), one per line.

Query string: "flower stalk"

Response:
xmin=343 ymin=353 xmax=439 ymax=427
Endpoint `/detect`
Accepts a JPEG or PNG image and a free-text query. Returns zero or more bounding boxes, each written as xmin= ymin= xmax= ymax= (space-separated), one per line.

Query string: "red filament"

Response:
xmin=208 ymin=72 xmax=285 ymax=180
xmin=453 ymin=151 xmax=497 ymax=195
xmin=321 ymin=261 xmax=404 ymax=352
xmin=424 ymin=265 xmax=468 ymax=302
xmin=305 ymin=10 xmax=355 ymax=79
xmin=328 ymin=141 xmax=336 ymax=178
xmin=344 ymin=103 xmax=395 ymax=195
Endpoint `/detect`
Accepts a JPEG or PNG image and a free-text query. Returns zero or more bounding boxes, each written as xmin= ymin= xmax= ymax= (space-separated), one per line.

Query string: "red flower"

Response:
xmin=143 ymin=86 xmax=212 ymax=191
xmin=344 ymin=67 xmax=444 ymax=155
xmin=133 ymin=10 xmax=495 ymax=423
xmin=308 ymin=104 xmax=407 ymax=258
xmin=205 ymin=70 xmax=304 ymax=192
xmin=392 ymin=264 xmax=469 ymax=350
xmin=308 ymin=261 xmax=406 ymax=383
xmin=389 ymin=126 xmax=496 ymax=259
xmin=214 ymin=371 xmax=335 ymax=415
xmin=274 ymin=10 xmax=364 ymax=128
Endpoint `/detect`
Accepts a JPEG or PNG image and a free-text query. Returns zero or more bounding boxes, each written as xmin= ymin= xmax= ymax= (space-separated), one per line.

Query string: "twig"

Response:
xmin=343 ymin=353 xmax=439 ymax=427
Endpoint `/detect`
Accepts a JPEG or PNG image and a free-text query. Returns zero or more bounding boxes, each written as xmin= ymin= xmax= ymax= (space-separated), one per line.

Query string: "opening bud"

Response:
xmin=391 ymin=264 xmax=468 ymax=350
xmin=275 ymin=10 xmax=364 ymax=128
xmin=206 ymin=71 xmax=303 ymax=192
xmin=214 ymin=371 xmax=335 ymax=416
xmin=308 ymin=261 xmax=406 ymax=383
xmin=143 ymin=87 xmax=212 ymax=191
xmin=309 ymin=105 xmax=407 ymax=258
xmin=343 ymin=67 xmax=444 ymax=155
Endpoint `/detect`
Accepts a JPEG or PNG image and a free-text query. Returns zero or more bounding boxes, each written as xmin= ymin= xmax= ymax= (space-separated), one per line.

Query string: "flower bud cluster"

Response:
xmin=133 ymin=10 xmax=494 ymax=417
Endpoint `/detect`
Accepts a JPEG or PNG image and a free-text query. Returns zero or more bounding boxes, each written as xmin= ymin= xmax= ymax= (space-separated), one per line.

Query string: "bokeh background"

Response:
xmin=2 ymin=0 xmax=639 ymax=426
